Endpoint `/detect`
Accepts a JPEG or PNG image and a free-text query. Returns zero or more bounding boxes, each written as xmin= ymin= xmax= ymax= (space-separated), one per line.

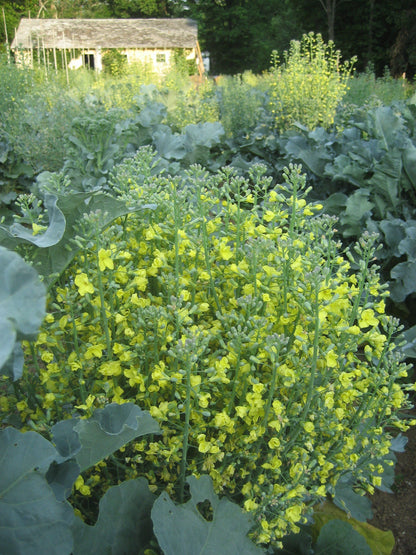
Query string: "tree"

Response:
xmin=186 ymin=0 xmax=301 ymax=75
xmin=106 ymin=0 xmax=171 ymax=17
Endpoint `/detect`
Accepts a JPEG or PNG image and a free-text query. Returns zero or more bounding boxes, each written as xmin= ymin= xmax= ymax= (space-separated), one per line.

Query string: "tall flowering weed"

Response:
xmin=4 ymin=151 xmax=414 ymax=547
xmin=268 ymin=32 xmax=356 ymax=131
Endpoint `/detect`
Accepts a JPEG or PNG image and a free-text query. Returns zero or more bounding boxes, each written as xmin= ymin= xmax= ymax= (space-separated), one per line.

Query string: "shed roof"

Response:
xmin=11 ymin=18 xmax=198 ymax=50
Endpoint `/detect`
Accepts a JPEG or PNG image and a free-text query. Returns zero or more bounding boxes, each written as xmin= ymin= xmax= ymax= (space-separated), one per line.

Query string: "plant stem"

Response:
xmin=69 ymin=303 xmax=87 ymax=403
xmin=179 ymin=354 xmax=192 ymax=503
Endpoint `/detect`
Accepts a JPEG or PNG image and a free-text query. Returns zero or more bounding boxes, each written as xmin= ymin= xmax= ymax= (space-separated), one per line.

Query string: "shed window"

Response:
xmin=156 ymin=53 xmax=166 ymax=63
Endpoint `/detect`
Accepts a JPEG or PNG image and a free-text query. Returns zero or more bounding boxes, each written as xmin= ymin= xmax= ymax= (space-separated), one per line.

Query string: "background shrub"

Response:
xmin=268 ymin=32 xmax=356 ymax=131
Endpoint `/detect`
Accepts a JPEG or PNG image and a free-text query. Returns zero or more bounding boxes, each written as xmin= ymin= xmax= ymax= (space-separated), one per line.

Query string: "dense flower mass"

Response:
xmin=3 ymin=154 xmax=414 ymax=547
xmin=268 ymin=32 xmax=356 ymax=131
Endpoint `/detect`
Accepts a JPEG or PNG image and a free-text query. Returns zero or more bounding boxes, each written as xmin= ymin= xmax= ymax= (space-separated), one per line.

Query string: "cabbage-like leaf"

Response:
xmin=72 ymin=478 xmax=155 ymax=555
xmin=390 ymin=260 xmax=416 ymax=302
xmin=334 ymin=474 xmax=373 ymax=521
xmin=315 ymin=520 xmax=371 ymax=555
xmin=0 ymin=428 xmax=73 ymax=555
xmin=312 ymin=502 xmax=394 ymax=555
xmin=55 ymin=403 xmax=161 ymax=472
xmin=5 ymin=193 xmax=66 ymax=247
xmin=0 ymin=247 xmax=46 ymax=376
xmin=152 ymin=474 xmax=263 ymax=555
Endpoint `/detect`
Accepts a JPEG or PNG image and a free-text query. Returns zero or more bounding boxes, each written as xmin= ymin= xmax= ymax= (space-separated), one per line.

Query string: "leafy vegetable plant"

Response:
xmin=3 ymin=158 xmax=414 ymax=550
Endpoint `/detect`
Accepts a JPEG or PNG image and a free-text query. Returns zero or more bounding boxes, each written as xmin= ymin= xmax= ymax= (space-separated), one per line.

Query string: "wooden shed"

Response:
xmin=11 ymin=18 xmax=203 ymax=75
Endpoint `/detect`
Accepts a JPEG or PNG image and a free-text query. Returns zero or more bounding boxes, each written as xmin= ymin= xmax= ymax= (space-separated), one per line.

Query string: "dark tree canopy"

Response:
xmin=1 ymin=0 xmax=415 ymax=77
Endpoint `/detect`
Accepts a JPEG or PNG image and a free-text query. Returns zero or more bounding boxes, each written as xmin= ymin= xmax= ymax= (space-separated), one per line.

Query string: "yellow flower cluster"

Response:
xmin=4 ymin=162 xmax=414 ymax=547
xmin=268 ymin=32 xmax=356 ymax=131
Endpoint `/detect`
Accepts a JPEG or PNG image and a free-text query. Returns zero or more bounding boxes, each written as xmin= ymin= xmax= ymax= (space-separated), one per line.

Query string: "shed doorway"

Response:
xmin=84 ymin=53 xmax=95 ymax=69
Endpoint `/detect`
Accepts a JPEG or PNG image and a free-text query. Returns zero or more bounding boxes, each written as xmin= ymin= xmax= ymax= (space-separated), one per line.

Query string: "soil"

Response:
xmin=369 ymin=409 xmax=416 ymax=555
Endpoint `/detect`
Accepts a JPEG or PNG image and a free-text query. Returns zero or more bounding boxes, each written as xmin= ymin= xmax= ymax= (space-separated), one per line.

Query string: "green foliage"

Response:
xmin=311 ymin=502 xmax=395 ymax=555
xmin=0 ymin=405 xmax=260 ymax=555
xmin=268 ymin=33 xmax=356 ymax=131
xmin=72 ymin=478 xmax=156 ymax=554
xmin=152 ymin=475 xmax=263 ymax=555
xmin=275 ymin=101 xmax=416 ymax=312
xmin=161 ymin=78 xmax=220 ymax=132
xmin=0 ymin=246 xmax=45 ymax=379
xmin=1 ymin=46 xmax=415 ymax=554
xmin=102 ymin=49 xmax=128 ymax=76
xmin=0 ymin=426 xmax=74 ymax=555
xmin=344 ymin=68 xmax=415 ymax=107
xmin=4 ymin=159 xmax=414 ymax=548
xmin=216 ymin=74 xmax=266 ymax=138
xmin=172 ymin=48 xmax=198 ymax=77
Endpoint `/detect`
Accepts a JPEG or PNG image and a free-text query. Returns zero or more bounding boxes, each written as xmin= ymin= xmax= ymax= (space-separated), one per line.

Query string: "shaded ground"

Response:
xmin=369 ymin=411 xmax=416 ymax=554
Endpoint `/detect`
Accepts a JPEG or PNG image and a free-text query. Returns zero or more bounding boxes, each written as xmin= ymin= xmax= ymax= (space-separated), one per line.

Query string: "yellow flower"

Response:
xmin=268 ymin=437 xmax=280 ymax=449
xmin=244 ymin=499 xmax=259 ymax=511
xmin=285 ymin=505 xmax=302 ymax=524
xmin=32 ymin=223 xmax=47 ymax=236
xmin=84 ymin=344 xmax=104 ymax=360
xmin=75 ymin=394 xmax=96 ymax=411
xmin=99 ymin=360 xmax=122 ymax=376
xmin=326 ymin=351 xmax=337 ymax=368
xmin=359 ymin=308 xmax=379 ymax=329
xmin=98 ymin=248 xmax=114 ymax=271
xmin=199 ymin=393 xmax=211 ymax=408
xmin=303 ymin=422 xmax=314 ymax=433
xmin=74 ymin=273 xmax=94 ymax=296
xmin=219 ymin=242 xmax=233 ymax=261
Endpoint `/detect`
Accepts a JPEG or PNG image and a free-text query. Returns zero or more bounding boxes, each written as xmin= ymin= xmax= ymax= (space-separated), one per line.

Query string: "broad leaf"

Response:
xmin=398 ymin=226 xmax=416 ymax=258
xmin=379 ymin=218 xmax=407 ymax=255
xmin=334 ymin=474 xmax=373 ymax=521
xmin=0 ymin=247 xmax=46 ymax=376
xmin=0 ymin=428 xmax=73 ymax=555
xmin=403 ymin=142 xmax=416 ymax=188
xmin=283 ymin=133 xmax=330 ymax=176
xmin=184 ymin=122 xmax=225 ymax=149
xmin=153 ymin=127 xmax=187 ymax=160
xmin=5 ymin=193 xmax=66 ymax=247
xmin=72 ymin=478 xmax=155 ymax=555
xmin=72 ymin=403 xmax=160 ymax=472
xmin=340 ymin=189 xmax=374 ymax=237
xmin=315 ymin=520 xmax=371 ymax=555
xmin=46 ymin=460 xmax=81 ymax=501
xmin=1 ymin=343 xmax=25 ymax=381
xmin=52 ymin=418 xmax=83 ymax=462
xmin=152 ymin=474 xmax=263 ymax=555
xmin=312 ymin=502 xmax=394 ymax=555
xmin=390 ymin=260 xmax=416 ymax=302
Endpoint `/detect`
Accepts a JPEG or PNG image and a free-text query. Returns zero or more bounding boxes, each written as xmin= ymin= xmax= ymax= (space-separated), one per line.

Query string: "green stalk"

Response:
xmin=179 ymin=355 xmax=192 ymax=503
xmin=284 ymin=285 xmax=320 ymax=452
xmin=198 ymin=193 xmax=223 ymax=316
xmin=94 ymin=236 xmax=112 ymax=360
xmin=228 ymin=340 xmax=242 ymax=414
xmin=262 ymin=346 xmax=282 ymax=429
xmin=69 ymin=303 xmax=87 ymax=403
xmin=348 ymin=243 xmax=372 ymax=327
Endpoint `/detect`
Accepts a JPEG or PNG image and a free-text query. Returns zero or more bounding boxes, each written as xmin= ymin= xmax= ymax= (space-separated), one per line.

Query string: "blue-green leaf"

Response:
xmin=0 ymin=428 xmax=73 ymax=555
xmin=315 ymin=520 xmax=371 ymax=555
xmin=152 ymin=474 xmax=263 ymax=555
xmin=334 ymin=475 xmax=373 ymax=521
xmin=0 ymin=247 xmax=46 ymax=376
xmin=72 ymin=478 xmax=155 ymax=555
xmin=5 ymin=193 xmax=66 ymax=247
xmin=73 ymin=403 xmax=161 ymax=472
xmin=390 ymin=260 xmax=416 ymax=302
